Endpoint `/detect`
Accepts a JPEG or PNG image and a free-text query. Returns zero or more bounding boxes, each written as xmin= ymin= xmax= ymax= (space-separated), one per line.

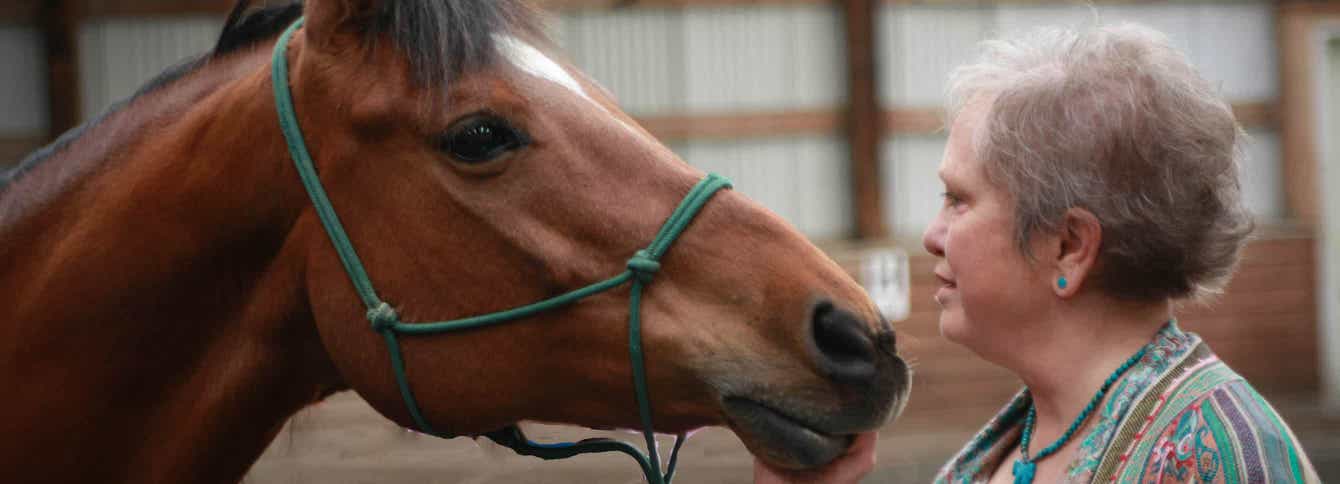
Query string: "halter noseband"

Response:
xmin=271 ymin=18 xmax=731 ymax=484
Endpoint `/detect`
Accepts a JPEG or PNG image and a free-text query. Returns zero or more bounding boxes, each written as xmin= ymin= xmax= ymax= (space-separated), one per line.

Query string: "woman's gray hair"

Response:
xmin=946 ymin=22 xmax=1255 ymax=302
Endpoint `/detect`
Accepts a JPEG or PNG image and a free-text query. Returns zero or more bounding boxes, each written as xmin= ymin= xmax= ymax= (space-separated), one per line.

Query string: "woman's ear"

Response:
xmin=304 ymin=0 xmax=379 ymax=53
xmin=1054 ymin=207 xmax=1102 ymax=297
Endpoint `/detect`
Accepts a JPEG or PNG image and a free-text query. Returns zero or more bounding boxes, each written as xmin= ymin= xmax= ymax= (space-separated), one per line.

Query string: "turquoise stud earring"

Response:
xmin=1058 ymin=276 xmax=1068 ymax=289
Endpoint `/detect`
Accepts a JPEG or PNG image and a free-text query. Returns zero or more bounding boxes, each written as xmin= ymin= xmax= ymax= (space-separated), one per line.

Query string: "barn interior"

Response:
xmin=1 ymin=0 xmax=1336 ymax=482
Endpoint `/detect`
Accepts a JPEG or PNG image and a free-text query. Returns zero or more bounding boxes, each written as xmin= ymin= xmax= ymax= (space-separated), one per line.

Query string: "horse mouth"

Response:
xmin=721 ymin=397 xmax=852 ymax=469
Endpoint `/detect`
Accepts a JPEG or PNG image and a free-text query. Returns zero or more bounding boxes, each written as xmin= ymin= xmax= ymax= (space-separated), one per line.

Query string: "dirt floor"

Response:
xmin=242 ymin=391 xmax=1339 ymax=483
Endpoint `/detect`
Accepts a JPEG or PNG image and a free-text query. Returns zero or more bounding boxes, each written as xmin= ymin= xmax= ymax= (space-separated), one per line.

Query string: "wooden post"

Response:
xmin=842 ymin=0 xmax=886 ymax=239
xmin=1277 ymin=2 xmax=1317 ymax=226
xmin=0 ymin=2 xmax=41 ymax=24
xmin=40 ymin=0 xmax=81 ymax=140
xmin=1275 ymin=0 xmax=1340 ymax=414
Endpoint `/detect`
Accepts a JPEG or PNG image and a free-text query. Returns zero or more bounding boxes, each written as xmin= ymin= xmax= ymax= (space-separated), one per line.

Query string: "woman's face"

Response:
xmin=921 ymin=103 xmax=1051 ymax=357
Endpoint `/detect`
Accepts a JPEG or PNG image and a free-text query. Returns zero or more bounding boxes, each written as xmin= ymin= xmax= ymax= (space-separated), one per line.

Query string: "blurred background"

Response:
xmin=1 ymin=0 xmax=1336 ymax=482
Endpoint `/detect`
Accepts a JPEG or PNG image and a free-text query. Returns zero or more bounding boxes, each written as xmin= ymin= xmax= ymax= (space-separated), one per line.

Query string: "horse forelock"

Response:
xmin=218 ymin=0 xmax=542 ymax=85
xmin=214 ymin=1 xmax=305 ymax=56
xmin=380 ymin=1 xmax=545 ymax=85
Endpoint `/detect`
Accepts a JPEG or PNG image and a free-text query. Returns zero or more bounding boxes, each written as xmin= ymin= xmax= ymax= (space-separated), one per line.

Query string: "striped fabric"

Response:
xmin=934 ymin=322 xmax=1321 ymax=483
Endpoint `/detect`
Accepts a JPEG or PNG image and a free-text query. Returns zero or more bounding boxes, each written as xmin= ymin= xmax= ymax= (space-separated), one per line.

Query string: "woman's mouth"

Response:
xmin=934 ymin=272 xmax=956 ymax=289
xmin=933 ymin=273 xmax=956 ymax=306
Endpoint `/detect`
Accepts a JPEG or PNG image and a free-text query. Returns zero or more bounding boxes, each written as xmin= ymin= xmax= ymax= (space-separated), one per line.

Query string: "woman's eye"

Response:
xmin=941 ymin=192 xmax=962 ymax=206
xmin=441 ymin=116 xmax=528 ymax=163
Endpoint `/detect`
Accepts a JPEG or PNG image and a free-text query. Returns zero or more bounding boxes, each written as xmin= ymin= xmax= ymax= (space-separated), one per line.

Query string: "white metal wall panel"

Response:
xmin=556 ymin=6 xmax=842 ymax=116
xmin=791 ymin=138 xmax=853 ymax=239
xmin=1323 ymin=36 xmax=1340 ymax=409
xmin=541 ymin=9 xmax=568 ymax=48
xmin=679 ymin=136 xmax=850 ymax=239
xmin=1086 ymin=3 xmax=1197 ymax=54
xmin=879 ymin=5 xmax=991 ymax=107
xmin=882 ymin=2 xmax=1278 ymax=108
xmin=883 ymin=134 xmax=946 ymax=239
xmin=1187 ymin=2 xmax=1276 ymax=101
xmin=78 ymin=17 xmax=218 ymax=119
xmin=786 ymin=7 xmax=846 ymax=109
xmin=557 ymin=9 xmax=682 ymax=115
xmin=1240 ymin=128 xmax=1284 ymax=219
xmin=681 ymin=139 xmax=794 ymax=228
xmin=991 ymin=4 xmax=1100 ymax=45
xmin=0 ymin=26 xmax=48 ymax=134
xmin=996 ymin=3 xmax=1275 ymax=101
xmin=682 ymin=7 xmax=788 ymax=112
xmin=554 ymin=6 xmax=848 ymax=240
xmin=880 ymin=1 xmax=1283 ymax=237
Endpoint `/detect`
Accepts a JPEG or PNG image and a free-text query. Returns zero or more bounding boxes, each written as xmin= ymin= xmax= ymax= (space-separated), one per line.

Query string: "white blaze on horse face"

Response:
xmin=494 ymin=35 xmax=592 ymax=102
xmin=493 ymin=35 xmax=643 ymax=137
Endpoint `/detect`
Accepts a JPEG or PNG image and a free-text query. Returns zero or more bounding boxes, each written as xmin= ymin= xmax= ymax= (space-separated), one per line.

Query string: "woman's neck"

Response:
xmin=1011 ymin=295 xmax=1171 ymax=443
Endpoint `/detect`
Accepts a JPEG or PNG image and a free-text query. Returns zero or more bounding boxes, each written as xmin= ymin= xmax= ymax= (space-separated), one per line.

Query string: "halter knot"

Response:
xmin=626 ymin=250 xmax=661 ymax=284
xmin=367 ymin=302 xmax=400 ymax=333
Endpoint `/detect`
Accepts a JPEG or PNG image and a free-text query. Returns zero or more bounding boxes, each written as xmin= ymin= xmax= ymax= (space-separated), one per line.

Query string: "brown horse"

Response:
xmin=0 ymin=1 xmax=909 ymax=482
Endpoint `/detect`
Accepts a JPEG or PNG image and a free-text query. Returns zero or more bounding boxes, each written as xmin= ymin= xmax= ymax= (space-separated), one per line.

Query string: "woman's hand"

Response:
xmin=752 ymin=431 xmax=879 ymax=484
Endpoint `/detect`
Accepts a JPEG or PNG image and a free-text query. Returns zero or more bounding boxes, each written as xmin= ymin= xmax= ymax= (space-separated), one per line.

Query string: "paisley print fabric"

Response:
xmin=934 ymin=322 xmax=1320 ymax=484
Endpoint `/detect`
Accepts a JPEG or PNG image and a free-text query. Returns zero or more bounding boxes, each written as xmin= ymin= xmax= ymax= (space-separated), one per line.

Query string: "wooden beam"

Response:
xmin=40 ymin=1 xmax=80 ymax=139
xmin=1231 ymin=101 xmax=1279 ymax=131
xmin=53 ymin=0 xmax=834 ymax=17
xmin=71 ymin=0 xmax=230 ymax=18
xmin=884 ymin=108 xmax=943 ymax=135
xmin=881 ymin=102 xmax=1276 ymax=137
xmin=843 ymin=0 xmax=887 ymax=239
xmin=635 ymin=110 xmax=838 ymax=141
xmin=34 ymin=0 xmax=1322 ymax=18
xmin=883 ymin=0 xmax=1285 ymax=4
xmin=1275 ymin=1 xmax=1332 ymax=226
xmin=0 ymin=2 xmax=41 ymax=24
xmin=538 ymin=0 xmax=830 ymax=8
xmin=633 ymin=102 xmax=1272 ymax=140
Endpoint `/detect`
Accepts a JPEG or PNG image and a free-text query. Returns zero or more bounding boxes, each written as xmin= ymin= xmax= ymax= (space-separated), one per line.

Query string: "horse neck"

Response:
xmin=0 ymin=46 xmax=344 ymax=483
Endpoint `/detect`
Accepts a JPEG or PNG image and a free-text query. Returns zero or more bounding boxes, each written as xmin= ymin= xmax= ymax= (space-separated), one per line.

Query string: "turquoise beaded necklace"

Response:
xmin=1012 ymin=345 xmax=1148 ymax=484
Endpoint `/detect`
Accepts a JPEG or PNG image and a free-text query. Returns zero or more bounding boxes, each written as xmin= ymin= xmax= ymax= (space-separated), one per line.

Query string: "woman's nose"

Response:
xmin=922 ymin=215 xmax=945 ymax=257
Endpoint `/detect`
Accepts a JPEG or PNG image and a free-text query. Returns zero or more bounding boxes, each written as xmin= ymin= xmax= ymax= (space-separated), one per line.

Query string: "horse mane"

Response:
xmin=1 ymin=0 xmax=540 ymax=192
xmin=0 ymin=53 xmax=207 ymax=191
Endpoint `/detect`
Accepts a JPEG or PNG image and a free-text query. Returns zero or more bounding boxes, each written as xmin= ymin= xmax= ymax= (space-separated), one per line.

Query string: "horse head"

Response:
xmin=0 ymin=0 xmax=908 ymax=478
xmin=281 ymin=0 xmax=909 ymax=470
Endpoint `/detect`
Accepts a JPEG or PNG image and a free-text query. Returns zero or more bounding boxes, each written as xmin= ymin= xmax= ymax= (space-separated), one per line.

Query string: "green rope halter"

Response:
xmin=271 ymin=18 xmax=731 ymax=484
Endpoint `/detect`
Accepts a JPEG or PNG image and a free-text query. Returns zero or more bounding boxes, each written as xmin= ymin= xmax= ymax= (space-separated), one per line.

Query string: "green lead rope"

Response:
xmin=272 ymin=18 xmax=730 ymax=484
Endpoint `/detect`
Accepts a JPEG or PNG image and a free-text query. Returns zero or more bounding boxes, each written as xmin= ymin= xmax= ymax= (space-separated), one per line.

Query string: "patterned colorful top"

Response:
xmin=933 ymin=322 xmax=1321 ymax=483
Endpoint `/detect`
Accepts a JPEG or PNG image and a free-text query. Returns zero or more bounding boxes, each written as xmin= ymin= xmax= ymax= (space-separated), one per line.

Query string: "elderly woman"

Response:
xmin=756 ymin=23 xmax=1321 ymax=484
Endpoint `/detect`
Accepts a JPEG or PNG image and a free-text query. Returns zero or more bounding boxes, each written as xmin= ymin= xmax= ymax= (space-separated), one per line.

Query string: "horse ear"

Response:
xmin=303 ymin=0 xmax=379 ymax=51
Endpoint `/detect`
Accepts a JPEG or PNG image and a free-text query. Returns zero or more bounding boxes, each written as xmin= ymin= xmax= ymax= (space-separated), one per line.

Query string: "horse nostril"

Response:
xmin=878 ymin=313 xmax=897 ymax=348
xmin=810 ymin=301 xmax=877 ymax=385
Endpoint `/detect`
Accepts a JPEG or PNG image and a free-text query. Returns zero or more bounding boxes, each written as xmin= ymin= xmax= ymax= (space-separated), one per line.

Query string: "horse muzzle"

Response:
xmin=720 ymin=302 xmax=911 ymax=469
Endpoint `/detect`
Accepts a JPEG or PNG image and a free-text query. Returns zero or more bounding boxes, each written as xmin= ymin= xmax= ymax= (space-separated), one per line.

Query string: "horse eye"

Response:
xmin=441 ymin=116 xmax=528 ymax=163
